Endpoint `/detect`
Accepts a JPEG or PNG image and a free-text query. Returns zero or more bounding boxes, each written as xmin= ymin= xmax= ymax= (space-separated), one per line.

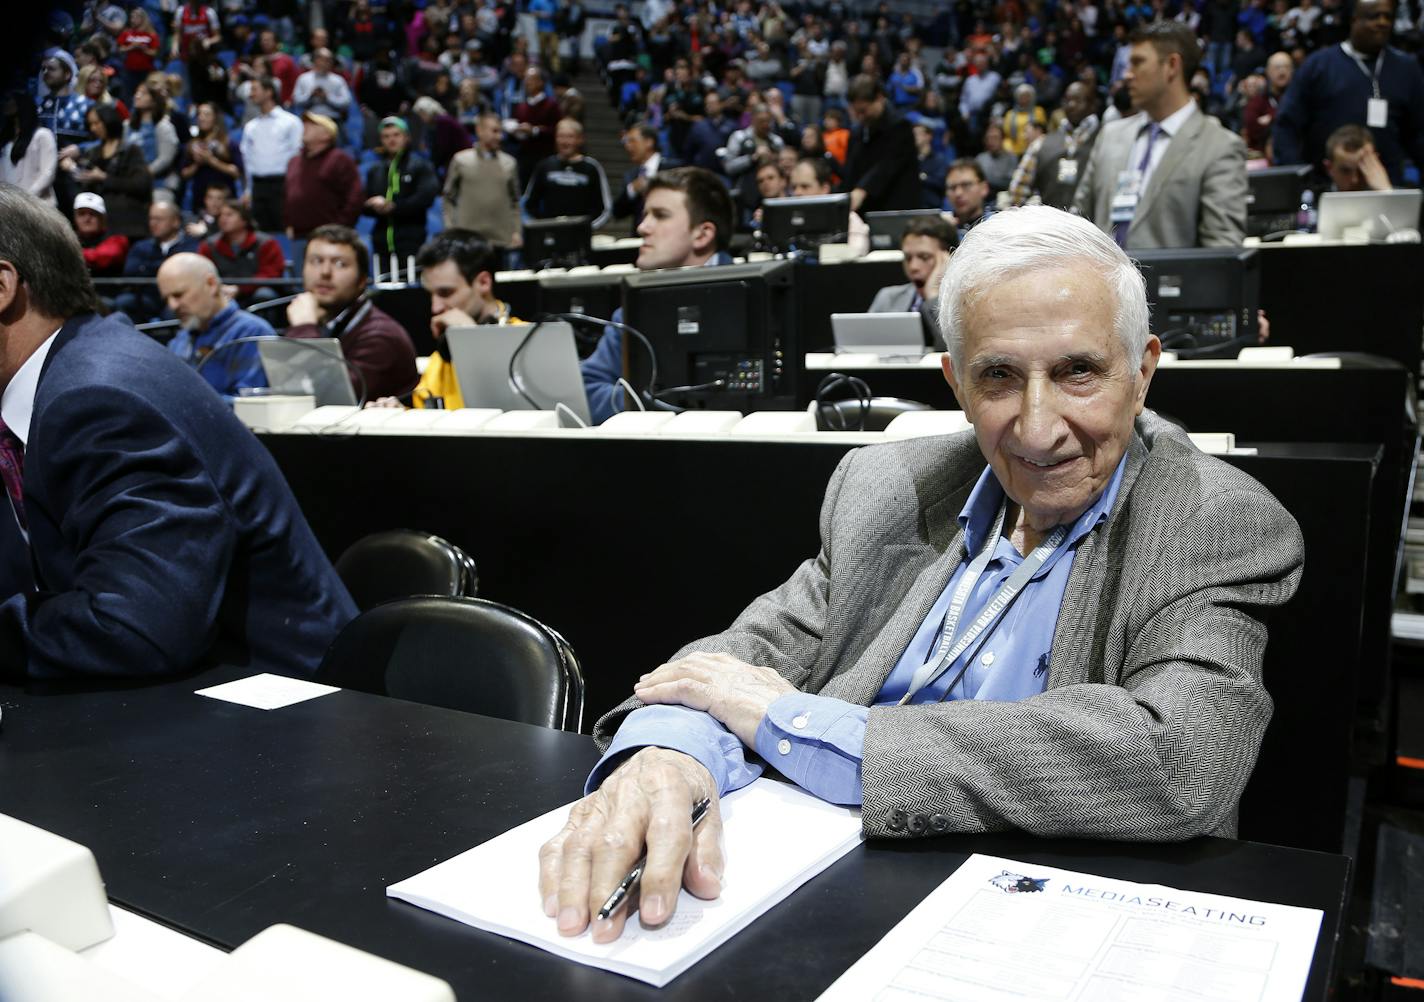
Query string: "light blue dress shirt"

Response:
xmin=589 ymin=456 xmax=1128 ymax=805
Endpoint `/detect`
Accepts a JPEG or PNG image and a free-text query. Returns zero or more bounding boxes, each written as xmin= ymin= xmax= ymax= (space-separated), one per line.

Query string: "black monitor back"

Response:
xmin=537 ymin=270 xmax=624 ymax=329
xmin=1134 ymin=247 xmax=1260 ymax=353
xmin=762 ymin=195 xmax=850 ymax=254
xmin=1246 ymin=164 xmax=1312 ymax=237
xmin=622 ymin=259 xmax=798 ymax=411
xmin=523 ymin=215 xmax=593 ymax=267
xmin=865 ymin=208 xmax=945 ymax=251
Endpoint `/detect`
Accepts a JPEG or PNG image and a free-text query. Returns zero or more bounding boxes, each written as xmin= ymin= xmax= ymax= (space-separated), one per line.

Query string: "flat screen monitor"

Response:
xmin=621 ymin=259 xmax=798 ymax=412
xmin=865 ymin=208 xmax=947 ymax=251
xmin=1246 ymin=164 xmax=1312 ymax=237
xmin=1132 ymin=248 xmax=1261 ymax=355
xmin=761 ymin=194 xmax=850 ymax=254
xmin=444 ymin=322 xmax=591 ymax=424
xmin=523 ymin=215 xmax=593 ymax=268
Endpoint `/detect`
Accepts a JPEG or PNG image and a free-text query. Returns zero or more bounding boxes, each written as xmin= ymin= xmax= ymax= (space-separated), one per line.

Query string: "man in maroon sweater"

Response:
xmin=198 ymin=198 xmax=287 ymax=304
xmin=513 ymin=66 xmax=561 ymax=180
xmin=284 ymin=224 xmax=418 ymax=401
xmin=284 ymin=112 xmax=364 ymax=238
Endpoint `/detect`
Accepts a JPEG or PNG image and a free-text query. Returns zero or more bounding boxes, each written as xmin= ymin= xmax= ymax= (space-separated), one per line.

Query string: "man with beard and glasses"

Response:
xmin=158 ymin=252 xmax=273 ymax=397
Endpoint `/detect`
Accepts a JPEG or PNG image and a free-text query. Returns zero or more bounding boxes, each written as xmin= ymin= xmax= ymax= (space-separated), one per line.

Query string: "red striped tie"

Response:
xmin=0 ymin=417 xmax=26 ymax=532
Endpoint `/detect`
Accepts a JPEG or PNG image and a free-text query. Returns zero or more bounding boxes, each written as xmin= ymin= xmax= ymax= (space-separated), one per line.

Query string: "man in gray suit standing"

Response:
xmin=539 ymin=206 xmax=1301 ymax=944
xmin=1075 ymin=22 xmax=1247 ymax=248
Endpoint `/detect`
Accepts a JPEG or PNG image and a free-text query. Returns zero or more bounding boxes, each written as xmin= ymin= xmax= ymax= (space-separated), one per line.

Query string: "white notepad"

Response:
xmin=387 ymin=778 xmax=863 ymax=987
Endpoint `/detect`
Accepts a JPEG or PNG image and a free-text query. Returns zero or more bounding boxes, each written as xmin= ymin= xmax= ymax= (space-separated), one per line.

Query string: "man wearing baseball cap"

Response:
xmin=284 ymin=111 xmax=363 ymax=239
xmin=73 ymin=193 xmax=130 ymax=279
xmin=362 ymin=117 xmax=439 ymax=265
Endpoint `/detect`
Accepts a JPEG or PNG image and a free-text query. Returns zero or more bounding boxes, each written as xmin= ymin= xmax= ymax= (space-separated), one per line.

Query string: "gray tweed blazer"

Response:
xmin=594 ymin=413 xmax=1304 ymax=841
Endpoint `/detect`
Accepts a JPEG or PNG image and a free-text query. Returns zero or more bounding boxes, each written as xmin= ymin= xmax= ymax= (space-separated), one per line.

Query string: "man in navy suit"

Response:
xmin=0 ymin=184 xmax=357 ymax=683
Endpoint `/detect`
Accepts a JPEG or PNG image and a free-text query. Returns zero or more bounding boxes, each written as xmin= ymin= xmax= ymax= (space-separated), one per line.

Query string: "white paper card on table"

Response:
xmin=194 ymin=674 xmax=340 ymax=710
xmin=387 ymin=777 xmax=863 ymax=987
xmin=817 ymin=852 xmax=1324 ymax=1002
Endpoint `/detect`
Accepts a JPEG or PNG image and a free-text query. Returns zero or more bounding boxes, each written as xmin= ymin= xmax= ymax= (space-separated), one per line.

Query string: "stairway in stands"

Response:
xmin=572 ymin=70 xmax=634 ymax=235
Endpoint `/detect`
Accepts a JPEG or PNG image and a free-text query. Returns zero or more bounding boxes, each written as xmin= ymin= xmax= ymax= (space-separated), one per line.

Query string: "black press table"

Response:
xmin=0 ymin=671 xmax=1350 ymax=1000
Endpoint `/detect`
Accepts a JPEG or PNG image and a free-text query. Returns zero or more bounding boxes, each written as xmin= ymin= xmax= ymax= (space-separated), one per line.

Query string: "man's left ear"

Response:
xmin=692 ymin=221 xmax=717 ymax=255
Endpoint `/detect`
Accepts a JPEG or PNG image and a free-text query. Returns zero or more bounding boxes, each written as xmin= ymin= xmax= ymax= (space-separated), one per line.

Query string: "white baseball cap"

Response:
xmin=73 ymin=192 xmax=107 ymax=215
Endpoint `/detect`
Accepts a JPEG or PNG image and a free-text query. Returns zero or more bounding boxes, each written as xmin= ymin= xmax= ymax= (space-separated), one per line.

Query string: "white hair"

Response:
xmin=937 ymin=205 xmax=1151 ymax=377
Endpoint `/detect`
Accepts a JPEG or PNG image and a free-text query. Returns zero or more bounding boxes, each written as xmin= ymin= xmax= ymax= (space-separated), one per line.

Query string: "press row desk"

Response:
xmin=0 ymin=669 xmax=1351 ymax=1001
xmin=258 ymin=430 xmax=1377 ymax=854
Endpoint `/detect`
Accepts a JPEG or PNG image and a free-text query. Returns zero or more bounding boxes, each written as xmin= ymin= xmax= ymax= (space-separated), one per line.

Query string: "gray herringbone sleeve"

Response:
xmin=594 ymin=414 xmax=1303 ymax=842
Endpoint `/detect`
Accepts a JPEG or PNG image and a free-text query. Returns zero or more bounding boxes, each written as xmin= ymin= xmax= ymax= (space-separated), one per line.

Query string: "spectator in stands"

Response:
xmin=723 ymin=104 xmax=785 ymax=180
xmin=1323 ymin=123 xmax=1394 ymax=190
xmin=743 ymin=154 xmax=788 ymax=231
xmin=37 ymin=54 xmax=90 ymax=150
xmin=975 ymin=123 xmax=1018 ymax=194
xmin=73 ymin=193 xmax=129 ymax=279
xmin=868 ymin=214 xmax=957 ymax=349
xmin=824 ymin=41 xmax=851 ymax=109
xmin=1273 ymin=0 xmax=1424 ymax=184
xmin=842 ymin=75 xmax=921 ymax=213
xmin=358 ymin=48 xmax=415 ymax=123
xmin=944 ymin=159 xmax=993 ymax=239
xmin=61 ymin=104 xmax=152 ymax=242
xmin=255 ymin=29 xmax=300 ymax=104
xmin=158 ymin=253 xmax=272 ymax=397
xmin=126 ymin=82 xmax=180 ymax=194
xmin=240 ymin=77 xmax=303 ymax=233
xmin=789 ymin=41 xmax=825 ymax=129
xmin=117 ymin=200 xmax=202 ymax=321
xmin=284 ymin=112 xmax=363 ymax=239
xmin=117 ymin=8 xmax=162 ymax=102
xmin=293 ymin=47 xmax=353 ymax=121
xmin=1008 ymin=81 xmax=1101 ymax=209
xmin=0 ymin=185 xmax=356 ymax=681
xmin=512 ymin=66 xmax=561 ymax=180
xmin=285 ymin=224 xmax=418 ymax=401
xmin=172 ymin=1 xmax=226 ymax=109
xmin=959 ymin=52 xmax=1002 ymax=136
xmin=1075 ymin=21 xmax=1247 ymax=248
xmin=914 ymin=122 xmax=949 ymax=209
xmin=1243 ymin=52 xmax=1293 ymax=158
xmin=411 ymin=95 xmax=471 ymax=175
xmin=391 ymin=231 xmax=522 ymax=410
xmin=444 ymin=110 xmax=522 ymax=263
xmin=524 ymin=119 xmax=613 ymax=229
xmin=199 ymin=197 xmax=286 ymax=305
xmin=1002 ymin=84 xmax=1047 ymax=156
xmin=887 ymin=51 xmax=925 ymax=109
xmin=613 ymin=122 xmax=663 ymax=231
xmin=787 ymin=156 xmax=869 ymax=256
xmin=0 ymin=93 xmax=57 ymax=205
xmin=180 ymin=102 xmax=242 ymax=203
xmin=822 ymin=106 xmax=850 ymax=164
xmin=685 ymin=90 xmax=738 ymax=173
xmin=581 ymin=167 xmax=736 ymax=424
xmin=363 ymin=116 xmax=439 ymax=266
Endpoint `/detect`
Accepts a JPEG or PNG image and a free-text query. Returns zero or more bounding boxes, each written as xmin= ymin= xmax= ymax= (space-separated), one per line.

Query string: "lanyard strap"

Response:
xmin=1343 ymin=42 xmax=1384 ymax=99
xmin=898 ymin=502 xmax=1068 ymax=706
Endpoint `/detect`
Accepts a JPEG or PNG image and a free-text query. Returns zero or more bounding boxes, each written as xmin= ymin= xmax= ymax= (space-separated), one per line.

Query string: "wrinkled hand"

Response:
xmin=286 ymin=291 xmax=322 ymax=327
xmin=1256 ymin=308 xmax=1270 ymax=344
xmin=220 ymin=283 xmax=239 ymax=300
xmin=537 ymin=747 xmax=722 ymax=943
xmin=365 ymin=396 xmax=404 ymax=409
xmin=634 ymin=651 xmax=796 ymax=747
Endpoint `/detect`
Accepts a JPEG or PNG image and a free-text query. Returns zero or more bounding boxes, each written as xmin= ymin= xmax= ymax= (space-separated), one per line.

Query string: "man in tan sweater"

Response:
xmin=443 ymin=109 xmax=521 ymax=265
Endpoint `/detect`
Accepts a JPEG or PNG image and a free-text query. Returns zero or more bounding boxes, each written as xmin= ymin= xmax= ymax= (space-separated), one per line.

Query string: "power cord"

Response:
xmin=813 ymin=372 xmax=872 ymax=431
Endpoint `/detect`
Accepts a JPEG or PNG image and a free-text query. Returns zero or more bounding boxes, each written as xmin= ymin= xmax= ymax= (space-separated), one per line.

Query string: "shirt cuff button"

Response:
xmin=792 ymin=713 xmax=809 ymax=730
xmin=777 ymin=738 xmax=792 ymax=756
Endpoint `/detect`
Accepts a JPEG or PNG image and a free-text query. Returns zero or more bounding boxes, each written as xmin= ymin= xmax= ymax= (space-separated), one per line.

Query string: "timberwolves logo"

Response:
xmin=989 ymin=870 xmax=1048 ymax=894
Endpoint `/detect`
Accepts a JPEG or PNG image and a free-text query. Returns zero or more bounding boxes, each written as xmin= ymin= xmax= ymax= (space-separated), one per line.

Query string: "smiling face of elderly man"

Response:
xmin=939 ymin=207 xmax=1161 ymax=548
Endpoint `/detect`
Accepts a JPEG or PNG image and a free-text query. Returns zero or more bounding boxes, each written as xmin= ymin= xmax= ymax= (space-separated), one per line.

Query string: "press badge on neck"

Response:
xmin=1110 ymin=170 xmax=1141 ymax=225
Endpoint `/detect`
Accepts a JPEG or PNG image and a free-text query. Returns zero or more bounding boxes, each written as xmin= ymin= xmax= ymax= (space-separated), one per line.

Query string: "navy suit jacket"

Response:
xmin=0 ymin=313 xmax=357 ymax=682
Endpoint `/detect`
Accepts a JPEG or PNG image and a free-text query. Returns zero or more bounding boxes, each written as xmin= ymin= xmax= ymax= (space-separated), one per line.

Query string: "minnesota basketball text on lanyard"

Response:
xmin=898 ymin=500 xmax=1068 ymax=706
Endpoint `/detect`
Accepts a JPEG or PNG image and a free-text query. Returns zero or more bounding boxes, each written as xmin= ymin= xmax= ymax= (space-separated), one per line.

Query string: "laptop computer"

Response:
xmin=257 ymin=337 xmax=358 ymax=407
xmin=830 ymin=312 xmax=928 ymax=358
xmin=444 ymin=322 xmax=592 ymax=424
xmin=1317 ymin=189 xmax=1422 ymax=241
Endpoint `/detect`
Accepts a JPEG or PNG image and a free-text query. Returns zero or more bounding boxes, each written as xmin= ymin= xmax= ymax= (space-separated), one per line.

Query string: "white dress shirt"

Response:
xmin=1126 ymin=99 xmax=1198 ymax=192
xmin=240 ymin=106 xmax=304 ymax=184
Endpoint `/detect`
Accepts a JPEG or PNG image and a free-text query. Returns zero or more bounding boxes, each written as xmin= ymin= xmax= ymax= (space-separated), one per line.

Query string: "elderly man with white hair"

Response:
xmin=157 ymin=252 xmax=274 ymax=397
xmin=536 ymin=205 xmax=1305 ymax=944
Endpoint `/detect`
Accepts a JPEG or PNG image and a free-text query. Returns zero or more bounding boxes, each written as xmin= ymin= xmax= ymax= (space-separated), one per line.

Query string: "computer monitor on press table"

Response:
xmin=1246 ymin=164 xmax=1313 ymax=238
xmin=761 ymin=194 xmax=850 ymax=255
xmin=621 ymin=258 xmax=798 ymax=412
xmin=865 ymin=208 xmax=946 ymax=250
xmin=523 ymin=215 xmax=593 ymax=269
xmin=1133 ymin=248 xmax=1260 ymax=355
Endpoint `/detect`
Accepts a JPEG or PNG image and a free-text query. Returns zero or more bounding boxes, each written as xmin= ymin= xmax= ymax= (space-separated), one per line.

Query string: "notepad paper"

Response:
xmin=817 ymin=853 xmax=1324 ymax=1002
xmin=194 ymin=674 xmax=340 ymax=710
xmin=386 ymin=778 xmax=863 ymax=987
